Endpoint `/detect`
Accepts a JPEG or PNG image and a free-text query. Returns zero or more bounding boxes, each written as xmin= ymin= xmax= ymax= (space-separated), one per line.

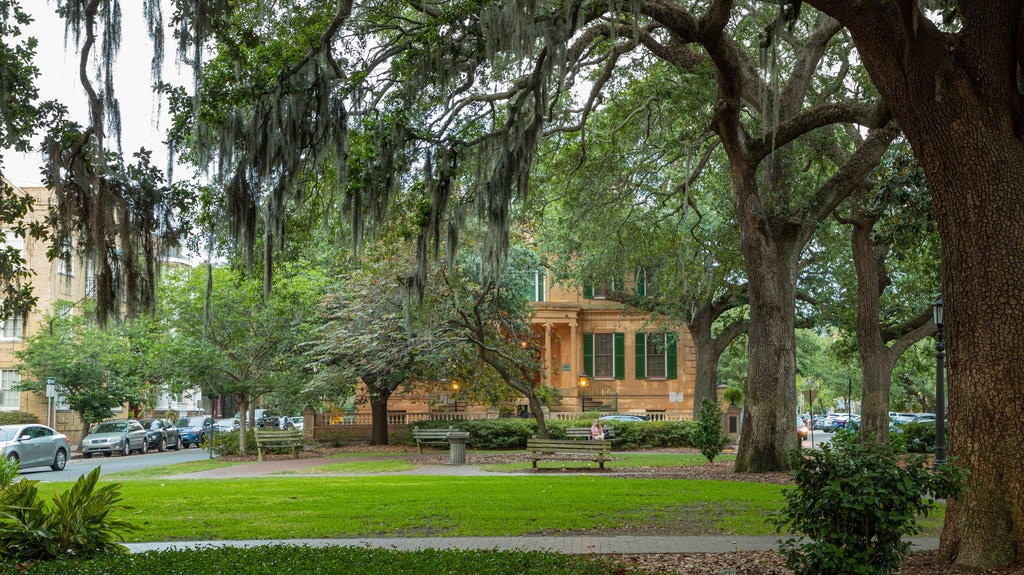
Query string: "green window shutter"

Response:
xmin=583 ymin=332 xmax=594 ymax=376
xmin=636 ymin=270 xmax=646 ymax=297
xmin=537 ymin=272 xmax=545 ymax=302
xmin=583 ymin=281 xmax=593 ymax=299
xmin=614 ymin=332 xmax=625 ymax=380
xmin=635 ymin=332 xmax=646 ymax=379
xmin=666 ymin=332 xmax=678 ymax=379
xmin=613 ymin=278 xmax=624 ymax=291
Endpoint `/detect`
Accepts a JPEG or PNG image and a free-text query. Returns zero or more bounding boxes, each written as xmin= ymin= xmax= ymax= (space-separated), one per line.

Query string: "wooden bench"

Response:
xmin=412 ymin=427 xmax=460 ymax=453
xmin=255 ymin=429 xmax=303 ymax=462
xmin=565 ymin=427 xmax=593 ymax=439
xmin=527 ymin=438 xmax=613 ymax=469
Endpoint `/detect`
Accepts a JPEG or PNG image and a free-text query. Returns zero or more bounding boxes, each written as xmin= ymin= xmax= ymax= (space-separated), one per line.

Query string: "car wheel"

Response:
xmin=157 ymin=437 xmax=167 ymax=452
xmin=182 ymin=442 xmax=191 ymax=449
xmin=103 ymin=452 xmax=112 ymax=457
xmin=172 ymin=436 xmax=182 ymax=450
xmin=8 ymin=453 xmax=18 ymax=463
xmin=140 ymin=439 xmax=149 ymax=454
xmin=51 ymin=449 xmax=68 ymax=471
xmin=122 ymin=441 xmax=131 ymax=456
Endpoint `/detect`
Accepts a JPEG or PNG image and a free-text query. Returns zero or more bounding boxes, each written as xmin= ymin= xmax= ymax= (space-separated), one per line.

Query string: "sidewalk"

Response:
xmin=123 ymin=535 xmax=939 ymax=555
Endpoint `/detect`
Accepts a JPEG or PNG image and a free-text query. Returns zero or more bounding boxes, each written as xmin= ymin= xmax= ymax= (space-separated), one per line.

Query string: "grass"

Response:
xmin=104 ymin=459 xmax=242 ymax=479
xmin=87 ymin=475 xmax=783 ymax=541
xmin=480 ymin=452 xmax=734 ymax=472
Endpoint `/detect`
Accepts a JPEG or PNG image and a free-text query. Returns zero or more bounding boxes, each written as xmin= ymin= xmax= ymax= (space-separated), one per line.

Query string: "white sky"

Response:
xmin=3 ymin=1 xmax=186 ymax=186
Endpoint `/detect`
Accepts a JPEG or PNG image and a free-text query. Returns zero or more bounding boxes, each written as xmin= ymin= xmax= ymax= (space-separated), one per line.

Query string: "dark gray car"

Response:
xmin=139 ymin=418 xmax=183 ymax=452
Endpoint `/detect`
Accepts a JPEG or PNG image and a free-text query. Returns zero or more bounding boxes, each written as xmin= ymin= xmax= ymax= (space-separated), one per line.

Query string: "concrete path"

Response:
xmin=123 ymin=535 xmax=939 ymax=555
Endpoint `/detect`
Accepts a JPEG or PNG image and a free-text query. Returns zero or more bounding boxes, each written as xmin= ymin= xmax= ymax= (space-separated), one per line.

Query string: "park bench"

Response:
xmin=412 ymin=426 xmax=461 ymax=453
xmin=255 ymin=429 xmax=303 ymax=462
xmin=564 ymin=427 xmax=592 ymax=439
xmin=526 ymin=438 xmax=613 ymax=470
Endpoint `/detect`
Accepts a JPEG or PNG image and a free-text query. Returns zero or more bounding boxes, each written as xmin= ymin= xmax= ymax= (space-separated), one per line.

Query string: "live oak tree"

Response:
xmin=790 ymin=1 xmax=1024 ymax=567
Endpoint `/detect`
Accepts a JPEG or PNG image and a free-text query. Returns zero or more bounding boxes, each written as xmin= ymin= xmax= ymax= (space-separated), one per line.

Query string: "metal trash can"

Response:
xmin=447 ymin=431 xmax=470 ymax=465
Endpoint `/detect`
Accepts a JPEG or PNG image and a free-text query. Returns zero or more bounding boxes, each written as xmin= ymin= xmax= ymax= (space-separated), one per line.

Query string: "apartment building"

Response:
xmin=0 ymin=179 xmax=203 ymax=444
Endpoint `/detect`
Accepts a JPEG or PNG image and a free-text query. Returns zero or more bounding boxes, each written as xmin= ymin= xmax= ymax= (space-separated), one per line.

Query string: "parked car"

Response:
xmin=139 ymin=418 xmax=182 ymax=452
xmin=596 ymin=414 xmax=647 ymax=440
xmin=214 ymin=417 xmax=241 ymax=433
xmin=823 ymin=413 xmax=860 ymax=432
xmin=290 ymin=416 xmax=303 ymax=432
xmin=256 ymin=414 xmax=294 ymax=430
xmin=175 ymin=416 xmax=213 ymax=448
xmin=81 ymin=419 xmax=148 ymax=458
xmin=797 ymin=415 xmax=809 ymax=441
xmin=910 ymin=412 xmax=936 ymax=423
xmin=0 ymin=424 xmax=71 ymax=471
xmin=810 ymin=414 xmax=828 ymax=430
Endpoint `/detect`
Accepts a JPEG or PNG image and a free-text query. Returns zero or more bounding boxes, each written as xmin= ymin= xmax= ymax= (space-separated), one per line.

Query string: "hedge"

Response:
xmin=411 ymin=417 xmax=696 ymax=450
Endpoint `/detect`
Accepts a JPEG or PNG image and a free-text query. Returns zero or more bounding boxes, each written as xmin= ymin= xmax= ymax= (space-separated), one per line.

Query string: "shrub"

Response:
xmin=771 ymin=431 xmax=966 ymax=575
xmin=3 ymin=546 xmax=632 ymax=575
xmin=0 ymin=468 xmax=134 ymax=560
xmin=691 ymin=398 xmax=729 ymax=463
xmin=211 ymin=430 xmax=257 ymax=456
xmin=0 ymin=411 xmax=39 ymax=425
xmin=899 ymin=421 xmax=942 ymax=454
xmin=411 ymin=418 xmax=696 ymax=450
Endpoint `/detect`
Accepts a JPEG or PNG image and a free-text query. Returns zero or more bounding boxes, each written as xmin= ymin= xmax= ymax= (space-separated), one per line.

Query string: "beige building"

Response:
xmin=0 ymin=179 xmax=203 ymax=445
xmin=382 ymin=269 xmax=697 ymax=421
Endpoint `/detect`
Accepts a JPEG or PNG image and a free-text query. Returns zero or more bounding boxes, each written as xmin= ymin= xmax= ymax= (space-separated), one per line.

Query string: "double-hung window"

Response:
xmin=0 ymin=315 xmax=23 ymax=340
xmin=524 ymin=270 xmax=545 ymax=302
xmin=583 ymin=332 xmax=625 ymax=380
xmin=0 ymin=370 xmax=21 ymax=411
xmin=635 ymin=332 xmax=678 ymax=380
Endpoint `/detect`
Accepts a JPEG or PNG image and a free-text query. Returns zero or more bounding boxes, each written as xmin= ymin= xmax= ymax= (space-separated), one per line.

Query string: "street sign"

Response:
xmin=46 ymin=377 xmax=56 ymax=398
xmin=669 ymin=392 xmax=685 ymax=403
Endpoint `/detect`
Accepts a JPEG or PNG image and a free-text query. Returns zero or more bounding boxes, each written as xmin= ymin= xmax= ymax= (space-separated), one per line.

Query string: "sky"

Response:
xmin=3 ymin=1 xmax=186 ymax=186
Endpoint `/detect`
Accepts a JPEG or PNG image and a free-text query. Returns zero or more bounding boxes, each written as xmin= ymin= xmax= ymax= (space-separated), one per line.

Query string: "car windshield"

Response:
xmin=94 ymin=422 xmax=126 ymax=433
xmin=176 ymin=417 xmax=205 ymax=428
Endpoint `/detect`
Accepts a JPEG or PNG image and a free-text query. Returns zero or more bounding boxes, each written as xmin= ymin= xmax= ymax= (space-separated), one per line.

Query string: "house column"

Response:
xmin=569 ymin=322 xmax=579 ymax=382
xmin=543 ymin=323 xmax=552 ymax=386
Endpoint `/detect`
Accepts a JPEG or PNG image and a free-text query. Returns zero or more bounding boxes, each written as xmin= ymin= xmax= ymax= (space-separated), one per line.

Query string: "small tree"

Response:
xmin=771 ymin=431 xmax=965 ymax=575
xmin=692 ymin=398 xmax=729 ymax=464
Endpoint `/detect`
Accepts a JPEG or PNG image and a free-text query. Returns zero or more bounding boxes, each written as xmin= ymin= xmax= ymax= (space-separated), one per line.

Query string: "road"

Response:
xmin=801 ymin=429 xmax=836 ymax=449
xmin=17 ymin=445 xmax=215 ymax=482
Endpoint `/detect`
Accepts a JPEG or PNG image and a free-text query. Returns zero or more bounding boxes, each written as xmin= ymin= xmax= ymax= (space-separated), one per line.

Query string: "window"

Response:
xmin=523 ymin=270 xmax=545 ymax=302
xmin=57 ymin=240 xmax=74 ymax=277
xmin=594 ymin=333 xmax=614 ymax=378
xmin=583 ymin=332 xmax=625 ymax=380
xmin=635 ymin=332 xmax=678 ymax=380
xmin=0 ymin=370 xmax=21 ymax=411
xmin=584 ymin=279 xmax=624 ymax=299
xmin=637 ymin=268 xmax=660 ymax=298
xmin=2 ymin=229 xmax=24 ymax=252
xmin=0 ymin=315 xmax=24 ymax=340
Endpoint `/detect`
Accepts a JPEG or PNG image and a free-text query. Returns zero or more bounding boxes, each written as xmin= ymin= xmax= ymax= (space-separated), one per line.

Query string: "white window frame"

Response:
xmin=645 ymin=333 xmax=668 ymax=379
xmin=593 ymin=333 xmax=615 ymax=379
xmin=0 ymin=315 xmax=24 ymax=340
xmin=0 ymin=370 xmax=21 ymax=411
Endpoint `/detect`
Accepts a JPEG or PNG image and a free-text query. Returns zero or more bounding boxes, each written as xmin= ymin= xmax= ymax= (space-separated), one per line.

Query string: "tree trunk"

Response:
xmin=805 ymin=4 xmax=1024 ymax=564
xmin=733 ymin=199 xmax=803 ymax=472
xmin=237 ymin=395 xmax=249 ymax=456
xmin=687 ymin=300 xmax=746 ymax=420
xmin=369 ymin=394 xmax=391 ymax=445
xmin=527 ymin=393 xmax=549 ymax=438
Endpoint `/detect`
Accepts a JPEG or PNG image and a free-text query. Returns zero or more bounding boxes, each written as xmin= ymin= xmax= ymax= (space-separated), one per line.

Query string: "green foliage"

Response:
xmin=722 ymin=386 xmax=743 ymax=405
xmin=0 ymin=455 xmax=19 ymax=490
xmin=0 ymin=411 xmax=38 ymax=425
xmin=771 ymin=432 xmax=965 ymax=575
xmin=692 ymin=399 xmax=729 ymax=463
xmin=412 ymin=419 xmax=695 ymax=450
xmin=4 ymin=546 xmax=634 ymax=575
xmin=898 ymin=422 xmax=942 ymax=454
xmin=210 ymin=430 xmax=257 ymax=457
xmin=0 ymin=468 xmax=134 ymax=560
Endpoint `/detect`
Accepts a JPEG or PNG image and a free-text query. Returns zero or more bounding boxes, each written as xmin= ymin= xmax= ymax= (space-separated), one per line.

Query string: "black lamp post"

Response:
xmin=577 ymin=371 xmax=589 ymax=412
xmin=933 ymin=298 xmax=946 ymax=470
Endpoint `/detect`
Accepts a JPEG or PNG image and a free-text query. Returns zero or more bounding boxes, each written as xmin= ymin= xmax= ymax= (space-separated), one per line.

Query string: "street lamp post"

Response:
xmin=577 ymin=371 xmax=589 ymax=412
xmin=933 ymin=298 xmax=946 ymax=470
xmin=451 ymin=380 xmax=460 ymax=413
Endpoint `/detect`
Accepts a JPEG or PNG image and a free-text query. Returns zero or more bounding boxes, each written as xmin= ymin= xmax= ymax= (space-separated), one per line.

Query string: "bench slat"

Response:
xmin=526 ymin=438 xmax=612 ymax=470
xmin=255 ymin=430 xmax=303 ymax=462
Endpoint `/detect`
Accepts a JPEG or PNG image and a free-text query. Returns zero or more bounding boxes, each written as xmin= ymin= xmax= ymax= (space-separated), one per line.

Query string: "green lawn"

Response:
xmin=86 ymin=451 xmax=943 ymax=542
xmin=96 ymin=475 xmax=783 ymax=541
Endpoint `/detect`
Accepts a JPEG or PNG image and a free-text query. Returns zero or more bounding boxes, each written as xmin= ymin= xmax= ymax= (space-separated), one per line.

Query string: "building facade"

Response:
xmin=381 ymin=268 xmax=697 ymax=421
xmin=0 ymin=180 xmax=203 ymax=445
